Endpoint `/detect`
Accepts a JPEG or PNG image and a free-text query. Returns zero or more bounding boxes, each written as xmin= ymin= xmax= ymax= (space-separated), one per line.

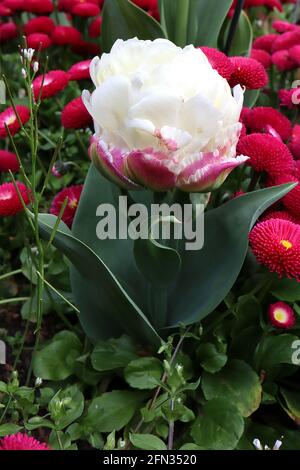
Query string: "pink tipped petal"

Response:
xmin=126 ymin=149 xmax=177 ymax=192
xmin=92 ymin=140 xmax=140 ymax=190
xmin=177 ymin=154 xmax=248 ymax=192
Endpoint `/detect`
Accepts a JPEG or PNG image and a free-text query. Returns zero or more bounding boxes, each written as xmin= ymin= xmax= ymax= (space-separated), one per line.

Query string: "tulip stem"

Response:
xmin=224 ymin=0 xmax=245 ymax=55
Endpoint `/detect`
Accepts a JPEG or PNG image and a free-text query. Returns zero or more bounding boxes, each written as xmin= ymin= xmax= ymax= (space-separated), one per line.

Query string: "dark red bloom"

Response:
xmin=0 ymin=22 xmax=18 ymax=43
xmin=229 ymin=56 xmax=268 ymax=89
xmin=279 ymin=88 xmax=300 ymax=109
xmin=50 ymin=185 xmax=83 ymax=228
xmin=23 ymin=0 xmax=54 ymax=14
xmin=273 ymin=175 xmax=300 ymax=217
xmin=51 ymin=25 xmax=82 ymax=46
xmin=260 ymin=210 xmax=299 ymax=224
xmin=237 ymin=133 xmax=294 ymax=177
xmin=71 ymin=2 xmax=100 ymax=16
xmin=71 ymin=39 xmax=100 ymax=56
xmin=0 ymin=182 xmax=31 ymax=217
xmin=0 ymin=5 xmax=12 ymax=15
xmin=272 ymin=49 xmax=298 ymax=71
xmin=0 ymin=433 xmax=49 ymax=450
xmin=0 ymin=150 xmax=20 ymax=173
xmin=200 ymin=47 xmax=233 ymax=80
xmin=272 ymin=29 xmax=300 ymax=53
xmin=68 ymin=60 xmax=91 ymax=80
xmin=249 ymin=218 xmax=300 ymax=281
xmin=0 ymin=106 xmax=30 ymax=138
xmin=289 ymin=45 xmax=300 ymax=66
xmin=61 ymin=96 xmax=93 ymax=129
xmin=272 ymin=20 xmax=299 ymax=33
xmin=88 ymin=16 xmax=102 ymax=38
xmin=269 ymin=301 xmax=296 ymax=328
xmin=289 ymin=125 xmax=300 ymax=160
xmin=24 ymin=16 xmax=55 ymax=35
xmin=243 ymin=106 xmax=292 ymax=141
xmin=3 ymin=0 xmax=24 ymax=11
xmin=253 ymin=34 xmax=279 ymax=52
xmin=132 ymin=0 xmax=158 ymax=8
xmin=250 ymin=48 xmax=272 ymax=68
xmin=32 ymin=70 xmax=69 ymax=101
xmin=26 ymin=33 xmax=52 ymax=50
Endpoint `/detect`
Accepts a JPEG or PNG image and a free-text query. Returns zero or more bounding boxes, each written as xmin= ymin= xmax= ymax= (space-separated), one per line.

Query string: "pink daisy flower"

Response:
xmin=0 ymin=182 xmax=31 ymax=217
xmin=0 ymin=433 xmax=49 ymax=450
xmin=32 ymin=70 xmax=69 ymax=101
xmin=50 ymin=185 xmax=83 ymax=228
xmin=0 ymin=106 xmax=30 ymax=139
xmin=268 ymin=301 xmax=296 ymax=329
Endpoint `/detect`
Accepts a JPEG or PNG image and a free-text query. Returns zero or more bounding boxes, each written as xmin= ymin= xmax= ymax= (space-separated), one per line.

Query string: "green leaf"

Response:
xmin=37 ymin=169 xmax=161 ymax=348
xmin=0 ymin=424 xmax=22 ymax=437
xmin=224 ymin=11 xmax=253 ymax=56
xmin=82 ymin=390 xmax=147 ymax=432
xmin=255 ymin=334 xmax=299 ymax=373
xmin=271 ymin=278 xmax=300 ymax=302
xmin=49 ymin=385 xmax=84 ymax=430
xmin=202 ymin=359 xmax=262 ymax=417
xmin=26 ymin=417 xmax=55 ymax=431
xmin=130 ymin=433 xmax=167 ymax=450
xmin=244 ymin=90 xmax=260 ymax=108
xmin=197 ymin=343 xmax=227 ymax=373
xmin=91 ymin=335 xmax=138 ymax=371
xmin=124 ymin=357 xmax=163 ymax=389
xmin=191 ymin=398 xmax=244 ymax=450
xmin=101 ymin=0 xmax=165 ymax=52
xmin=32 ymin=331 xmax=82 ymax=381
xmin=168 ymin=184 xmax=296 ymax=328
xmin=280 ymin=388 xmax=300 ymax=423
xmin=159 ymin=0 xmax=232 ymax=47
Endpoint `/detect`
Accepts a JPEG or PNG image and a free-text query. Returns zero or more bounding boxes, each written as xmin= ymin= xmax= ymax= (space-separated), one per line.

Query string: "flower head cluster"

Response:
xmin=0 ymin=433 xmax=49 ymax=450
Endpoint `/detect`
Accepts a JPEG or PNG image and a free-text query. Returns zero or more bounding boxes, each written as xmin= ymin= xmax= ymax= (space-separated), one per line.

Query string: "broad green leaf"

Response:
xmin=124 ymin=357 xmax=163 ymax=389
xmin=202 ymin=359 xmax=262 ymax=417
xmin=271 ymin=278 xmax=300 ymax=302
xmin=130 ymin=433 xmax=167 ymax=450
xmin=83 ymin=390 xmax=147 ymax=432
xmin=280 ymin=388 xmax=300 ymax=423
xmin=223 ymin=11 xmax=253 ymax=56
xmin=101 ymin=0 xmax=165 ymax=52
xmin=26 ymin=417 xmax=55 ymax=431
xmin=32 ymin=331 xmax=82 ymax=381
xmin=91 ymin=335 xmax=138 ymax=371
xmin=197 ymin=343 xmax=227 ymax=373
xmin=255 ymin=334 xmax=300 ymax=373
xmin=191 ymin=398 xmax=244 ymax=450
xmin=0 ymin=424 xmax=22 ymax=437
xmin=159 ymin=0 xmax=232 ymax=47
xmin=168 ymin=184 xmax=296 ymax=328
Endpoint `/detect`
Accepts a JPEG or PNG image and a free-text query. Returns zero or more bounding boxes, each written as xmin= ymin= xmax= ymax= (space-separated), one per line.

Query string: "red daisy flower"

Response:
xmin=244 ymin=0 xmax=283 ymax=10
xmin=88 ymin=16 xmax=102 ymax=38
xmin=0 ymin=5 xmax=12 ymax=15
xmin=23 ymin=0 xmax=54 ymax=14
xmin=0 ymin=106 xmax=30 ymax=139
xmin=279 ymin=88 xmax=300 ymax=109
xmin=272 ymin=29 xmax=300 ymax=53
xmin=268 ymin=301 xmax=296 ymax=329
xmin=50 ymin=185 xmax=83 ymax=228
xmin=237 ymin=133 xmax=294 ymax=178
xmin=243 ymin=106 xmax=292 ymax=141
xmin=0 ymin=182 xmax=31 ymax=217
xmin=132 ymin=0 xmax=158 ymax=8
xmin=71 ymin=39 xmax=100 ymax=56
xmin=0 ymin=22 xmax=18 ymax=43
xmin=0 ymin=433 xmax=49 ymax=450
xmin=260 ymin=210 xmax=299 ymax=223
xmin=26 ymin=33 xmax=52 ymax=51
xmin=61 ymin=96 xmax=93 ymax=129
xmin=289 ymin=125 xmax=300 ymax=160
xmin=272 ymin=49 xmax=298 ymax=71
xmin=253 ymin=34 xmax=279 ymax=53
xmin=0 ymin=150 xmax=20 ymax=173
xmin=68 ymin=60 xmax=91 ymax=80
xmin=272 ymin=175 xmax=300 ymax=217
xmin=24 ymin=16 xmax=55 ymax=35
xmin=32 ymin=70 xmax=69 ymax=101
xmin=229 ymin=56 xmax=268 ymax=89
xmin=289 ymin=45 xmax=300 ymax=66
xmin=249 ymin=219 xmax=300 ymax=281
xmin=71 ymin=2 xmax=100 ymax=16
xmin=3 ymin=0 xmax=24 ymax=11
xmin=51 ymin=25 xmax=82 ymax=46
xmin=250 ymin=49 xmax=272 ymax=68
xmin=272 ymin=20 xmax=299 ymax=33
xmin=200 ymin=47 xmax=233 ymax=81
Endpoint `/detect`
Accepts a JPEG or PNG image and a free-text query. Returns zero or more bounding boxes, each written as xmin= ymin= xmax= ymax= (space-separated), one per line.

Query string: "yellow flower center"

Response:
xmin=69 ymin=198 xmax=78 ymax=209
xmin=5 ymin=115 xmax=16 ymax=126
xmin=280 ymin=239 xmax=292 ymax=249
xmin=274 ymin=309 xmax=287 ymax=323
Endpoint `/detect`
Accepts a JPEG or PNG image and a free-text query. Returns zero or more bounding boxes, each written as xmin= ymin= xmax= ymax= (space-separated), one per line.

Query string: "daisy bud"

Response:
xmin=33 ymin=61 xmax=39 ymax=73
